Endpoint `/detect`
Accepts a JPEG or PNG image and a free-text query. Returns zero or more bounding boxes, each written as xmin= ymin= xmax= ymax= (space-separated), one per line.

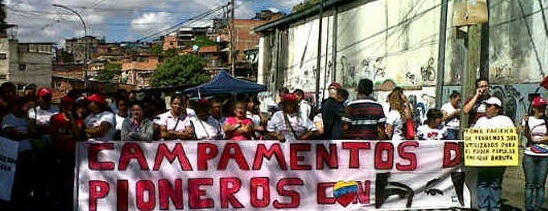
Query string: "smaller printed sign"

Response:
xmin=0 ymin=136 xmax=19 ymax=201
xmin=463 ymin=127 xmax=519 ymax=166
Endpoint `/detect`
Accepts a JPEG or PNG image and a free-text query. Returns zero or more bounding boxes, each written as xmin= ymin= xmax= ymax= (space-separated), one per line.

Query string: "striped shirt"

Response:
xmin=342 ymin=98 xmax=386 ymax=140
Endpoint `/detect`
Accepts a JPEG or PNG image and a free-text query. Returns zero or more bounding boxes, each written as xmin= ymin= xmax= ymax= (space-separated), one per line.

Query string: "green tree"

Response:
xmin=190 ymin=35 xmax=216 ymax=47
xmin=95 ymin=63 xmax=121 ymax=81
xmin=150 ymin=43 xmax=163 ymax=56
xmin=150 ymin=54 xmax=209 ymax=87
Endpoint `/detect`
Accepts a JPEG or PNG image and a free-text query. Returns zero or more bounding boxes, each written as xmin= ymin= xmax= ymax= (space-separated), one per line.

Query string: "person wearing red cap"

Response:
xmin=49 ymin=95 xmax=83 ymax=207
xmin=266 ymin=93 xmax=317 ymax=142
xmin=28 ymin=87 xmax=59 ymax=136
xmin=522 ymin=95 xmax=548 ymax=211
xmin=84 ymin=93 xmax=116 ymax=141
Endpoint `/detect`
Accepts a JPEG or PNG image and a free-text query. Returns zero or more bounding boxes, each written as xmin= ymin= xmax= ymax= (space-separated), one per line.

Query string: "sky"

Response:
xmin=5 ymin=0 xmax=302 ymax=45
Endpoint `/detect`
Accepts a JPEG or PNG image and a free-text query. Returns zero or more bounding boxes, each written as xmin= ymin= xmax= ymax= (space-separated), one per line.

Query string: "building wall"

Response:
xmin=0 ymin=38 xmax=9 ymax=81
xmin=11 ymin=43 xmax=53 ymax=88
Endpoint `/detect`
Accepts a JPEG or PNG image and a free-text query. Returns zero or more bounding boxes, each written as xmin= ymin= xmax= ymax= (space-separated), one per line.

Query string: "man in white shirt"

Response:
xmin=294 ymin=89 xmax=312 ymax=121
xmin=472 ymin=97 xmax=514 ymax=211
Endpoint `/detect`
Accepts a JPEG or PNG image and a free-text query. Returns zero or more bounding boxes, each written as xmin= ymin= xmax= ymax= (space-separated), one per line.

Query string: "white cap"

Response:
xmin=483 ymin=97 xmax=502 ymax=107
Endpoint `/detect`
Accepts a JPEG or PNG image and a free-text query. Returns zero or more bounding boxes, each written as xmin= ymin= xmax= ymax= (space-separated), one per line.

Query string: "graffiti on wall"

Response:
xmin=340 ymin=55 xmax=386 ymax=87
xmin=405 ymin=57 xmax=436 ymax=85
xmin=491 ymin=64 xmax=512 ymax=83
xmin=491 ymin=85 xmax=527 ymax=122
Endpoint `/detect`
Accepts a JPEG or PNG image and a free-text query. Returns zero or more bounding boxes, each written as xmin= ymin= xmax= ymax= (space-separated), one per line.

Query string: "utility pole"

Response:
xmin=435 ymin=0 xmax=448 ymax=108
xmin=53 ymin=4 xmax=88 ymax=94
xmin=229 ymin=0 xmax=235 ymax=76
xmin=315 ymin=0 xmax=323 ymax=106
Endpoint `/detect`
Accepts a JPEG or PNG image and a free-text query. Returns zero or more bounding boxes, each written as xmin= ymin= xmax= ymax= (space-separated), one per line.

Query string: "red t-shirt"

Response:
xmin=50 ymin=113 xmax=83 ymax=154
xmin=225 ymin=117 xmax=253 ymax=140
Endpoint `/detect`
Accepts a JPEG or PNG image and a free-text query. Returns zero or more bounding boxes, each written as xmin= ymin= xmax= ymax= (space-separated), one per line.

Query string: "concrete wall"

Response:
xmin=258 ymin=0 xmax=548 ymax=120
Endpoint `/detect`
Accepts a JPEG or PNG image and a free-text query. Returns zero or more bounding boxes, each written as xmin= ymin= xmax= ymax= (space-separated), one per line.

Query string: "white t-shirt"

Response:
xmin=386 ymin=110 xmax=404 ymax=140
xmin=267 ymin=111 xmax=316 ymax=141
xmin=299 ymin=101 xmax=312 ymax=120
xmin=28 ymin=105 xmax=59 ymax=126
xmin=84 ymin=111 xmax=117 ymax=141
xmin=522 ymin=116 xmax=548 ymax=156
xmin=440 ymin=102 xmax=460 ymax=129
xmin=473 ymin=115 xmax=514 ymax=129
xmin=155 ymin=111 xmax=192 ymax=132
xmin=115 ymin=114 xmax=126 ymax=131
xmin=189 ymin=117 xmax=221 ymax=140
xmin=416 ymin=124 xmax=448 ymax=141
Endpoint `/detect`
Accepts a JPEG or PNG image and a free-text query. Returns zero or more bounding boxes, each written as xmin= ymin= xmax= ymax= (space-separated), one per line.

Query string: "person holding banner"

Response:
xmin=416 ymin=108 xmax=447 ymax=140
xmin=225 ymin=100 xmax=254 ymax=140
xmin=522 ymin=96 xmax=548 ymax=211
xmin=472 ymin=96 xmax=514 ymax=211
xmin=342 ymin=78 xmax=386 ymax=140
xmin=267 ymin=93 xmax=317 ymax=142
xmin=84 ymin=93 xmax=117 ymax=141
xmin=157 ymin=94 xmax=194 ymax=140
xmin=121 ymin=101 xmax=154 ymax=141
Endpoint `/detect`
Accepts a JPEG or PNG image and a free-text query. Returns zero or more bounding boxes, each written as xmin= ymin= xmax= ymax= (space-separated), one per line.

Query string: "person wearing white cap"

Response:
xmin=522 ymin=96 xmax=548 ymax=211
xmin=472 ymin=96 xmax=514 ymax=211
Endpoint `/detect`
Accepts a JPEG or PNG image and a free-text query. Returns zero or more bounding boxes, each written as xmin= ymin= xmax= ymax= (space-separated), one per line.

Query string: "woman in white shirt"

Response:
xmin=416 ymin=109 xmax=447 ymax=141
xmin=385 ymin=87 xmax=412 ymax=140
xmin=441 ymin=91 xmax=462 ymax=140
xmin=267 ymin=93 xmax=316 ymax=142
xmin=522 ymin=96 xmax=548 ymax=211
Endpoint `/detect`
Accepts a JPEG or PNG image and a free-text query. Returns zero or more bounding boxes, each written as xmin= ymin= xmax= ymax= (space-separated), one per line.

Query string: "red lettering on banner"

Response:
xmin=355 ymin=180 xmax=371 ymax=204
xmin=119 ymin=143 xmax=149 ymax=171
xmin=117 ymin=180 xmax=129 ymax=211
xmin=220 ymin=177 xmax=244 ymax=208
xmin=342 ymin=142 xmax=371 ymax=168
xmin=188 ymin=178 xmax=214 ymax=209
xmin=375 ymin=142 xmax=394 ymax=169
xmin=250 ymin=177 xmax=270 ymax=208
xmin=316 ymin=144 xmax=338 ymax=169
xmin=136 ymin=180 xmax=155 ymax=210
xmin=88 ymin=143 xmax=114 ymax=170
xmin=396 ymin=141 xmax=418 ymax=171
xmin=197 ymin=143 xmax=218 ymax=170
xmin=273 ymin=178 xmax=303 ymax=208
xmin=443 ymin=142 xmax=462 ymax=168
xmin=153 ymin=143 xmax=193 ymax=171
xmin=89 ymin=180 xmax=110 ymax=211
xmin=317 ymin=182 xmax=336 ymax=204
xmin=252 ymin=144 xmax=287 ymax=170
xmin=290 ymin=144 xmax=312 ymax=170
xmin=158 ymin=179 xmax=184 ymax=210
xmin=218 ymin=143 xmax=250 ymax=170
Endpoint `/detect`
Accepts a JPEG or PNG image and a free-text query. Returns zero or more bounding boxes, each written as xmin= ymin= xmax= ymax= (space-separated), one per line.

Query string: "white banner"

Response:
xmin=76 ymin=140 xmax=470 ymax=210
xmin=0 ymin=136 xmax=18 ymax=201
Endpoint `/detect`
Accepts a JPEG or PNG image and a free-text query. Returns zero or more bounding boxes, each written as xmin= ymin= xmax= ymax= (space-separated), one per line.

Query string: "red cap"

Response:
xmin=197 ymin=98 xmax=210 ymax=107
xmin=532 ymin=96 xmax=547 ymax=107
xmin=86 ymin=93 xmax=107 ymax=106
xmin=329 ymin=82 xmax=342 ymax=90
xmin=37 ymin=87 xmax=52 ymax=97
xmin=281 ymin=93 xmax=298 ymax=102
xmin=60 ymin=95 xmax=75 ymax=105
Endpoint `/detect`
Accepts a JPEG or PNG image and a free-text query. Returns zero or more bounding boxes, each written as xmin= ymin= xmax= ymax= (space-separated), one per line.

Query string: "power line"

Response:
xmin=134 ymin=3 xmax=229 ymax=42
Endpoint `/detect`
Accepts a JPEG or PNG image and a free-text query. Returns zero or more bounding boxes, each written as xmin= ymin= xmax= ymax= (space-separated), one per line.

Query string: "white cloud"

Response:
xmin=131 ymin=12 xmax=173 ymax=35
xmin=5 ymin=0 xmax=296 ymax=43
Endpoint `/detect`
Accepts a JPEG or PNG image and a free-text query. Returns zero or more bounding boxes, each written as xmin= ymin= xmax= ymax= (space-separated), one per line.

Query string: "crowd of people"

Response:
xmin=0 ymin=76 xmax=546 ymax=210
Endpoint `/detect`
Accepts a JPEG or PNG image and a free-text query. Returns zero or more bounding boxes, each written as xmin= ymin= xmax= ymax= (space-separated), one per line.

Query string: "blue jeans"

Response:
xmin=522 ymin=154 xmax=548 ymax=211
xmin=476 ymin=167 xmax=506 ymax=211
xmin=446 ymin=128 xmax=459 ymax=140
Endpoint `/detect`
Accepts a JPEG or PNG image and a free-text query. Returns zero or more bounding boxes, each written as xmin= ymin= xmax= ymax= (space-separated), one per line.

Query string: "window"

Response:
xmin=19 ymin=64 xmax=26 ymax=71
xmin=0 ymin=53 xmax=6 ymax=59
